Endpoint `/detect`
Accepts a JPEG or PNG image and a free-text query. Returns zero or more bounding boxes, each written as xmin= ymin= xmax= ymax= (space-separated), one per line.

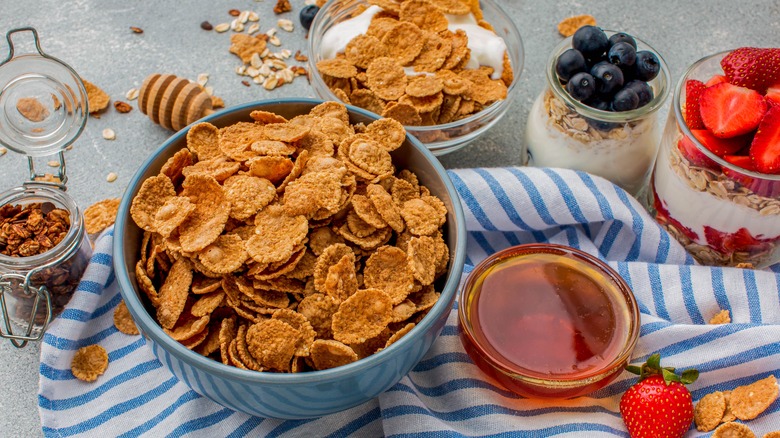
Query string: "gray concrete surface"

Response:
xmin=0 ymin=0 xmax=778 ymax=436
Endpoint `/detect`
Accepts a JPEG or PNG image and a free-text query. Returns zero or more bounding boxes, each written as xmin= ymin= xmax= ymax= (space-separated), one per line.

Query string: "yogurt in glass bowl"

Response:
xmin=308 ymin=0 xmax=524 ymax=156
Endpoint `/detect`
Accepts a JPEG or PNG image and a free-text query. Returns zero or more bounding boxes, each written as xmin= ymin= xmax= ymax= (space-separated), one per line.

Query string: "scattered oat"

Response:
xmin=106 ymin=172 xmax=118 ymax=183
xmin=71 ymin=345 xmax=109 ymax=382
xmin=47 ymin=160 xmax=60 ymax=168
xmin=102 ymin=128 xmax=116 ymax=140
xmin=215 ymin=22 xmax=230 ymax=33
xmin=0 ymin=147 xmax=7 ymax=156
xmin=125 ymin=88 xmax=139 ymax=101
xmin=557 ymin=15 xmax=597 ymax=37
xmin=278 ymin=19 xmax=294 ymax=32
xmin=197 ymin=73 xmax=209 ymax=87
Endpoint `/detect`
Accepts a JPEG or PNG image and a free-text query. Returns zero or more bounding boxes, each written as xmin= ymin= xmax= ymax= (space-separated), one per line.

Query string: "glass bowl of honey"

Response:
xmin=458 ymin=244 xmax=640 ymax=398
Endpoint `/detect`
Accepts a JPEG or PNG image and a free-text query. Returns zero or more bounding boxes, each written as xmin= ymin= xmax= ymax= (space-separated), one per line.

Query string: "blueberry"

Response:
xmin=590 ymin=61 xmax=624 ymax=96
xmin=585 ymin=97 xmax=611 ymax=111
xmin=300 ymin=5 xmax=319 ymax=31
xmin=555 ymin=49 xmax=587 ymax=82
xmin=612 ymin=87 xmax=640 ymax=111
xmin=566 ymin=72 xmax=596 ymax=101
xmin=624 ymin=80 xmax=654 ymax=107
xmin=572 ymin=25 xmax=609 ymax=60
xmin=608 ymin=32 xmax=637 ymax=49
xmin=608 ymin=42 xmax=636 ymax=69
xmin=633 ymin=51 xmax=661 ymax=81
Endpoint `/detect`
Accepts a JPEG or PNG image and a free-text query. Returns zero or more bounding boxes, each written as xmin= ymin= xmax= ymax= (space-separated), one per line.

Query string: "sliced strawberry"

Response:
xmin=766 ymin=84 xmax=780 ymax=107
xmin=723 ymin=154 xmax=756 ymax=171
xmin=722 ymin=155 xmax=780 ymax=197
xmin=699 ymin=82 xmax=767 ymax=138
xmin=749 ymin=105 xmax=780 ymax=174
xmin=704 ymin=226 xmax=773 ymax=255
xmin=683 ymin=80 xmax=706 ymax=129
xmin=705 ymin=74 xmax=728 ymax=87
xmin=677 ymin=135 xmax=717 ymax=168
xmin=721 ymin=47 xmax=780 ymax=93
xmin=690 ymin=129 xmax=751 ymax=157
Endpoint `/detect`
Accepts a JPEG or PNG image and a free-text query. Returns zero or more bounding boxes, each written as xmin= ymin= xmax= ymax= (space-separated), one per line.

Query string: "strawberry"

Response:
xmin=699 ymin=82 xmax=768 ymax=138
xmin=766 ymin=84 xmax=780 ymax=107
xmin=690 ymin=129 xmax=750 ymax=157
xmin=676 ymin=135 xmax=717 ymax=168
xmin=721 ymin=47 xmax=780 ymax=93
xmin=749 ymin=105 xmax=780 ymax=174
xmin=722 ymin=155 xmax=780 ymax=197
xmin=683 ymin=80 xmax=706 ymax=129
xmin=704 ymin=226 xmax=773 ymax=254
xmin=705 ymin=74 xmax=728 ymax=87
xmin=620 ymin=354 xmax=699 ymax=438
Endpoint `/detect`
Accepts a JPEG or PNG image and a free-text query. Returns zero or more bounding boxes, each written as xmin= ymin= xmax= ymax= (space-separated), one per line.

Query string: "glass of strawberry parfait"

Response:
xmin=650 ymin=48 xmax=780 ymax=268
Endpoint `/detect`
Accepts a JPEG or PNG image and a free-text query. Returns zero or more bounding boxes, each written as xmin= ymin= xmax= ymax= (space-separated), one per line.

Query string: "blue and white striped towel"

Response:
xmin=39 ymin=168 xmax=780 ymax=437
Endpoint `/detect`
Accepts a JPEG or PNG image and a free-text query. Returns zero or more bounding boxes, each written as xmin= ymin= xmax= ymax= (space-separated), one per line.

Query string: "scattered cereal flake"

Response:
xmin=125 ymin=88 xmax=139 ymax=100
xmin=190 ymin=290 xmax=225 ymax=317
xmin=113 ymin=300 xmax=139 ymax=335
xmin=247 ymin=155 xmax=294 ymax=184
xmin=182 ymin=158 xmax=240 ymax=183
xmin=156 ymin=258 xmax=193 ymax=329
xmin=71 ymin=345 xmax=109 ymax=382
xmin=84 ymin=198 xmax=121 ymax=234
xmin=709 ymin=309 xmax=731 ymax=324
xmin=730 ymin=375 xmax=779 ymax=421
xmin=278 ymin=19 xmax=294 ymax=32
xmin=310 ymin=339 xmax=358 ymax=370
xmin=332 ymin=288 xmax=393 ymax=344
xmin=391 ymin=299 xmax=416 ymax=323
xmin=401 ymin=197 xmax=444 ymax=236
xmin=350 ymin=89 xmax=386 ymax=115
xmin=161 ymin=149 xmax=194 ymax=187
xmin=82 ymin=79 xmax=110 ymax=113
xmin=351 ymin=194 xmax=388 ymax=228
xmin=164 ymin=314 xmax=210 ymax=342
xmin=721 ymin=390 xmax=737 ymax=423
xmin=407 ymin=235 xmax=437 ymax=285
xmin=712 ymin=422 xmax=756 ymax=438
xmin=135 ymin=259 xmax=160 ymax=306
xmin=130 ymin=174 xmax=176 ymax=232
xmin=323 ymin=254 xmax=359 ymax=301
xmin=314 ymin=243 xmax=356 ymax=292
xmin=102 ymin=128 xmax=116 ymax=140
xmin=367 ymin=184 xmax=405 ymax=232
xmin=413 ymin=31 xmax=451 ymax=73
xmin=219 ymin=121 xmax=266 ymax=161
xmin=224 ymin=174 xmax=276 ymax=220
xmin=283 ymin=171 xmax=344 ymax=218
xmin=250 ymin=110 xmax=288 ymax=125
xmin=317 ymin=58 xmax=359 ymax=79
xmin=381 ymin=102 xmax=422 ymax=126
xmin=557 ymin=14 xmax=597 ymax=37
xmin=181 ymin=324 xmax=210 ymax=350
xmin=154 ymin=196 xmax=195 ymax=237
xmin=406 ymin=75 xmax=444 ymax=98
xmin=763 ymin=431 xmax=780 ymax=438
xmin=235 ymin=324 xmax=263 ymax=371
xmin=229 ymin=33 xmax=268 ymax=64
xmin=364 ymin=246 xmax=416 ymax=304
xmin=399 ymin=0 xmax=448 ymax=33
xmin=381 ymin=21 xmax=425 ymax=64
xmin=246 ymin=319 xmax=299 ymax=371
xmin=695 ymin=391 xmax=727 ymax=432
xmin=345 ymin=34 xmax=388 ymax=70
xmin=428 ymin=0 xmax=470 ymax=15
xmin=178 ymin=174 xmax=231 ymax=252
xmin=218 ymin=316 xmax=238 ymax=365
xmin=16 ymin=97 xmax=49 ymax=122
xmin=199 ymin=234 xmax=248 ymax=274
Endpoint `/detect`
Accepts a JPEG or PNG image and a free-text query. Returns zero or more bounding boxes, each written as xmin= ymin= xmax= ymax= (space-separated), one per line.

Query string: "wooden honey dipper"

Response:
xmin=138 ymin=73 xmax=215 ymax=131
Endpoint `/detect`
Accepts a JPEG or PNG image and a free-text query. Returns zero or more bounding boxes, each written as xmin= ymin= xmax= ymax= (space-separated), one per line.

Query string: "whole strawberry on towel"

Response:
xmin=619 ymin=353 xmax=699 ymax=438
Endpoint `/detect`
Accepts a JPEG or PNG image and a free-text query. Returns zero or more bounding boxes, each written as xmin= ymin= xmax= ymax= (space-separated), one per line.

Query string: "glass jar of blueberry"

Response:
xmin=523 ymin=26 xmax=670 ymax=196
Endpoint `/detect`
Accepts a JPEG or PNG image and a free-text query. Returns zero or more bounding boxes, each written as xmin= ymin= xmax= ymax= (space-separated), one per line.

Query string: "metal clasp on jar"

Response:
xmin=0 ymin=272 xmax=52 ymax=348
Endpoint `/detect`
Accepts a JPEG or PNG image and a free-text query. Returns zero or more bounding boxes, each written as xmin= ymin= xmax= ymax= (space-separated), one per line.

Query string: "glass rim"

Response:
xmin=307 ymin=0 xmax=525 ymax=133
xmin=673 ymin=50 xmax=780 ymax=182
xmin=546 ymin=29 xmax=671 ymax=122
xmin=457 ymin=243 xmax=640 ymax=386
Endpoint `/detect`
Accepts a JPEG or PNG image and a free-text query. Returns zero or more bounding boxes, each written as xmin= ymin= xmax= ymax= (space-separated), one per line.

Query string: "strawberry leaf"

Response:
xmin=661 ymin=368 xmax=682 ymax=385
xmin=681 ymin=369 xmax=700 ymax=384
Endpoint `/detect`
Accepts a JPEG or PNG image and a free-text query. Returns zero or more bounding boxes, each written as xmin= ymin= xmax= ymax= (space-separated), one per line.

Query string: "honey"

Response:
xmin=458 ymin=244 xmax=639 ymax=398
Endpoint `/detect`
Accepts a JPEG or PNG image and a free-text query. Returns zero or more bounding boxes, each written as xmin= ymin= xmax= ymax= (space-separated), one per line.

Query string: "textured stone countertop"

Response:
xmin=0 ymin=0 xmax=778 ymax=435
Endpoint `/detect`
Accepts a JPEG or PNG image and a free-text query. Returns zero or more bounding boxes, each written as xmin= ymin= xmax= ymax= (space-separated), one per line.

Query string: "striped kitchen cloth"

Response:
xmin=39 ymin=167 xmax=780 ymax=437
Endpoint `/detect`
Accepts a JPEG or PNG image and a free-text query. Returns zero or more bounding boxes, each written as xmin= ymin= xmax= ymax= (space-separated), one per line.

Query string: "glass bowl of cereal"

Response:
xmin=308 ymin=0 xmax=524 ymax=156
xmin=113 ymin=98 xmax=467 ymax=419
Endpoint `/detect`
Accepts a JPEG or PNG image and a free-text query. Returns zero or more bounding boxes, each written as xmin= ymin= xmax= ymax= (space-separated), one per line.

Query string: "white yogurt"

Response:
xmin=320 ymin=6 xmax=508 ymax=78
xmin=523 ymin=92 xmax=660 ymax=195
xmin=653 ymin=146 xmax=780 ymax=240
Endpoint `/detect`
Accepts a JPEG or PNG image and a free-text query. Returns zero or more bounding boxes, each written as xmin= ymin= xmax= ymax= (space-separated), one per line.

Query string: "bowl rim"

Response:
xmin=114 ymin=97 xmax=467 ymax=385
xmin=306 ymin=0 xmax=525 ymax=133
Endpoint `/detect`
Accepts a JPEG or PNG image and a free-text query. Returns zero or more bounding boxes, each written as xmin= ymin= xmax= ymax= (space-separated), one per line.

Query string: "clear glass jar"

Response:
xmin=649 ymin=52 xmax=780 ymax=268
xmin=522 ymin=31 xmax=670 ymax=196
xmin=0 ymin=183 xmax=92 ymax=341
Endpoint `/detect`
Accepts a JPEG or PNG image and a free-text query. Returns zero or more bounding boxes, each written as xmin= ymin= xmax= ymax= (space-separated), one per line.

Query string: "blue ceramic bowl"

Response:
xmin=113 ymin=98 xmax=466 ymax=419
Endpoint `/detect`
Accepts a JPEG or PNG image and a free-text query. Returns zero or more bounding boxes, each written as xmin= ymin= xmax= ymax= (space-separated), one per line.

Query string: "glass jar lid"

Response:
xmin=0 ymin=27 xmax=87 ymax=158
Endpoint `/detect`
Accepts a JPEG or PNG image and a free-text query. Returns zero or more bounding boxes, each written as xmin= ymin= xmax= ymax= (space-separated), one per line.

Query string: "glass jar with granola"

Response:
xmin=0 ymin=185 xmax=92 ymax=341
xmin=522 ymin=27 xmax=670 ymax=196
xmin=0 ymin=27 xmax=91 ymax=346
xmin=649 ymin=49 xmax=780 ymax=268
